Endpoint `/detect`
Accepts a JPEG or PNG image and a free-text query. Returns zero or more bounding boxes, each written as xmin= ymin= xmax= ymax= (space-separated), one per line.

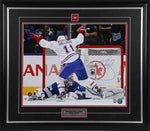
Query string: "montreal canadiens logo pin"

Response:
xmin=71 ymin=14 xmax=79 ymax=22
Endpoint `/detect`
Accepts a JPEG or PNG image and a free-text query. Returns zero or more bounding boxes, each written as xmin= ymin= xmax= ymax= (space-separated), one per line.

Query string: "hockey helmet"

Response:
xmin=57 ymin=35 xmax=66 ymax=42
xmin=64 ymin=75 xmax=74 ymax=87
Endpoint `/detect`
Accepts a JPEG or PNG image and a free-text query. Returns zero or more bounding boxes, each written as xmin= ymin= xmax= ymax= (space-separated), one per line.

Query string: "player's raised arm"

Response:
xmin=39 ymin=39 xmax=57 ymax=50
xmin=29 ymin=33 xmax=57 ymax=50
xmin=71 ymin=28 xmax=86 ymax=46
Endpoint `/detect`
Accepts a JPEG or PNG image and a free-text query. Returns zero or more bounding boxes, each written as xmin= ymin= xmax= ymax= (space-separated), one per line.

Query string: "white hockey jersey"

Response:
xmin=39 ymin=33 xmax=84 ymax=64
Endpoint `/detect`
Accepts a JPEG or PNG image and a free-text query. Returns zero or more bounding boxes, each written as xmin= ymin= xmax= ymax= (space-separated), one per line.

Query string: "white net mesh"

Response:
xmin=78 ymin=47 xmax=122 ymax=88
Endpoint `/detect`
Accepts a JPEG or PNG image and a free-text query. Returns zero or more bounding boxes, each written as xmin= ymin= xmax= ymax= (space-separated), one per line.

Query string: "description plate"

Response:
xmin=61 ymin=109 xmax=87 ymax=118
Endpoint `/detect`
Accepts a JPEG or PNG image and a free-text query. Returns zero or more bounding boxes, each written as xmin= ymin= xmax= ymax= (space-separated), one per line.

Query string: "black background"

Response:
xmin=0 ymin=0 xmax=149 ymax=130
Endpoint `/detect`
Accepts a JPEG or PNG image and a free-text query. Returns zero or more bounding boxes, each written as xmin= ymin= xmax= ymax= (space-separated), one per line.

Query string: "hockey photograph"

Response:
xmin=2 ymin=4 xmax=146 ymax=127
xmin=22 ymin=23 xmax=127 ymax=107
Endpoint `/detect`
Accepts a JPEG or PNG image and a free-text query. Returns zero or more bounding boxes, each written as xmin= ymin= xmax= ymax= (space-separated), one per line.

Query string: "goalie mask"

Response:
xmin=64 ymin=75 xmax=74 ymax=87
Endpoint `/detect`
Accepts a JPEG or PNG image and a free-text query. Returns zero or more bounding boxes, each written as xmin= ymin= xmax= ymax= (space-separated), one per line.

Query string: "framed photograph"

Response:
xmin=0 ymin=0 xmax=149 ymax=130
xmin=23 ymin=23 xmax=125 ymax=107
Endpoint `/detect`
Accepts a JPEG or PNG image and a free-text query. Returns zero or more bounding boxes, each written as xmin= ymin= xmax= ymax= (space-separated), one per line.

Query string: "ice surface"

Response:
xmin=23 ymin=96 xmax=126 ymax=107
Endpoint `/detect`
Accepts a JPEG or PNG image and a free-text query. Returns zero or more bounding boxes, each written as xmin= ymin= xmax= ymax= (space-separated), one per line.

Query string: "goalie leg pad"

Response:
xmin=68 ymin=92 xmax=78 ymax=100
xmin=100 ymin=87 xmax=124 ymax=99
xmin=81 ymin=77 xmax=97 ymax=90
xmin=43 ymin=86 xmax=53 ymax=98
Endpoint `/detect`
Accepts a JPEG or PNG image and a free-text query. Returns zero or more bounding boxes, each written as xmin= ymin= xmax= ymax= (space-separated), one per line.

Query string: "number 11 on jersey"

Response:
xmin=63 ymin=44 xmax=74 ymax=53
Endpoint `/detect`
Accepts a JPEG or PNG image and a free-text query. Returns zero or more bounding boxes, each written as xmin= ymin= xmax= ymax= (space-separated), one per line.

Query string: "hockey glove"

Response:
xmin=95 ymin=86 xmax=105 ymax=98
xmin=29 ymin=33 xmax=43 ymax=43
xmin=79 ymin=29 xmax=86 ymax=36
xmin=57 ymin=91 xmax=66 ymax=101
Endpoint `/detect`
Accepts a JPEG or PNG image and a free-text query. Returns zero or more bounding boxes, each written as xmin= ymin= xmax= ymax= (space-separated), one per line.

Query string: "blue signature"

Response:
xmin=100 ymin=59 xmax=117 ymax=81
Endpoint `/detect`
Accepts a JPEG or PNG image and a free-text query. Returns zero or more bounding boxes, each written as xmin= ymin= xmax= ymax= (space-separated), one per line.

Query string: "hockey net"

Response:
xmin=43 ymin=45 xmax=123 ymax=89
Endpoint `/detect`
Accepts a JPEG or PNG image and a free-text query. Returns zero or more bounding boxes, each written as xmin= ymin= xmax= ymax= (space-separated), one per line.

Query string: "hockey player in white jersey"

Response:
xmin=29 ymin=29 xmax=103 ymax=100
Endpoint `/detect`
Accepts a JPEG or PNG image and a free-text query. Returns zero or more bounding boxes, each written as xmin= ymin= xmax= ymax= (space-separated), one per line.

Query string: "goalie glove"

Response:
xmin=93 ymin=86 xmax=105 ymax=98
xmin=29 ymin=33 xmax=43 ymax=43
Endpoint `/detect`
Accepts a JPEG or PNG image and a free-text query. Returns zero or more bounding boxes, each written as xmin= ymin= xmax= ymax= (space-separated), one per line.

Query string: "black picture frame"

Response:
xmin=0 ymin=0 xmax=149 ymax=130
